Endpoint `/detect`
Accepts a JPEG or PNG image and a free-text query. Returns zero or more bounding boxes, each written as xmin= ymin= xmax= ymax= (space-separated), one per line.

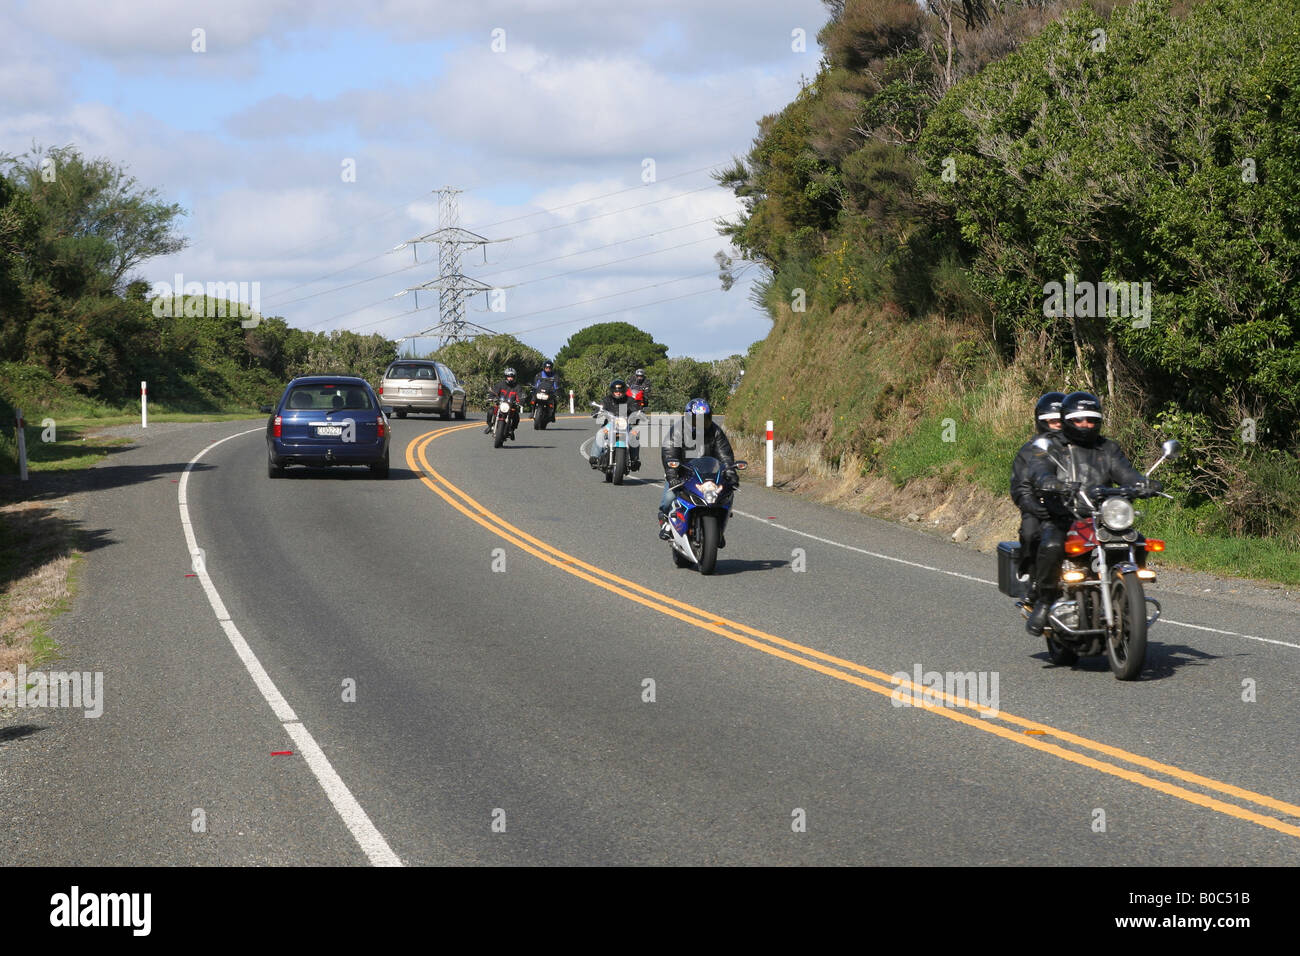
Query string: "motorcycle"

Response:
xmin=486 ymin=392 xmax=521 ymax=448
xmin=528 ymin=381 xmax=557 ymax=430
xmin=588 ymin=402 xmax=644 ymax=484
xmin=997 ymin=438 xmax=1180 ymax=680
xmin=663 ymin=456 xmax=748 ymax=575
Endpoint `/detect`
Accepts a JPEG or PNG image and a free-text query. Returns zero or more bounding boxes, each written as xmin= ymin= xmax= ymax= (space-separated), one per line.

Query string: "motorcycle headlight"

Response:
xmin=1100 ymin=497 xmax=1134 ymax=531
xmin=615 ymin=417 xmax=628 ymax=429
xmin=698 ymin=480 xmax=719 ymax=505
xmin=536 ymin=391 xmax=548 ymax=398
xmin=499 ymin=401 xmax=511 ymax=412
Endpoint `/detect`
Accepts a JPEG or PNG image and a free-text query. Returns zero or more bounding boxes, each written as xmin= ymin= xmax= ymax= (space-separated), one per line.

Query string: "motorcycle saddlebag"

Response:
xmin=997 ymin=541 xmax=1029 ymax=599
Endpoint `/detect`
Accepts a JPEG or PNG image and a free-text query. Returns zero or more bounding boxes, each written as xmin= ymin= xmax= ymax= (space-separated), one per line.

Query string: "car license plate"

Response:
xmin=316 ymin=425 xmax=343 ymax=436
xmin=400 ymin=387 xmax=417 ymax=395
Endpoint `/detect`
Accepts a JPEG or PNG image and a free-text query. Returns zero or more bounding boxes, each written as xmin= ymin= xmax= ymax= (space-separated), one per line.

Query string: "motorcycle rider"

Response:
xmin=1024 ymin=391 xmax=1164 ymax=636
xmin=485 ymin=366 xmax=523 ymax=440
xmin=658 ymin=398 xmax=737 ymax=541
xmin=534 ymin=360 xmax=558 ymax=388
xmin=629 ymin=368 xmax=651 ymax=409
xmin=530 ymin=360 xmax=559 ymax=417
xmin=1010 ymin=392 xmax=1066 ymax=589
xmin=589 ymin=379 xmax=643 ymax=471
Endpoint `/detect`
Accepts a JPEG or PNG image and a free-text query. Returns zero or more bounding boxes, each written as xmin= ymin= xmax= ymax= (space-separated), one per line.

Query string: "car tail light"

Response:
xmin=1144 ymin=539 xmax=1165 ymax=552
xmin=377 ymin=417 xmax=386 ymax=438
xmin=438 ymin=386 xmax=444 ymax=396
xmin=272 ymin=415 xmax=281 ymax=438
xmin=377 ymin=385 xmax=383 ymax=395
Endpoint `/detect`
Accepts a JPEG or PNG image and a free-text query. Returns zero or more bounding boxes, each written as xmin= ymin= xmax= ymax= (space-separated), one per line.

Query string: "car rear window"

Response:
xmin=285 ymin=384 xmax=375 ymax=411
xmin=387 ymin=363 xmax=437 ymax=380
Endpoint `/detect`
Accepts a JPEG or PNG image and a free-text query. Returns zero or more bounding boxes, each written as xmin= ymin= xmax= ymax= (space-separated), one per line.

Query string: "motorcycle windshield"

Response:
xmin=689 ymin=456 xmax=722 ymax=480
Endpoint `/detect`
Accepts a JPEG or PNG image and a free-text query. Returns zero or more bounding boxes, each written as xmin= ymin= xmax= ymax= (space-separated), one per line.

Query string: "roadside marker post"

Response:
xmin=766 ymin=420 xmax=773 ymax=487
xmin=569 ymin=389 xmax=574 ymax=414
xmin=15 ymin=408 xmax=28 ymax=481
xmin=141 ymin=380 xmax=148 ymax=429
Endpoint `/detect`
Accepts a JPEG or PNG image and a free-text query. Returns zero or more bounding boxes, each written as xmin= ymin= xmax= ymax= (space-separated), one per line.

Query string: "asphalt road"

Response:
xmin=3 ymin=414 xmax=1298 ymax=865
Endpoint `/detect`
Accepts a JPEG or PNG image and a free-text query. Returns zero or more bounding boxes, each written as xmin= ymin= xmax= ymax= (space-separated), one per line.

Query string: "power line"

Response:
xmin=259 ymin=164 xmax=728 ymax=303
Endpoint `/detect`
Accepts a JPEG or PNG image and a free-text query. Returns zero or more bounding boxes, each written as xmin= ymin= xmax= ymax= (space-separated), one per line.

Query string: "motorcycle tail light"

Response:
xmin=1062 ymin=570 xmax=1086 ymax=583
xmin=1064 ymin=539 xmax=1089 ymax=555
xmin=1144 ymin=539 xmax=1165 ymax=552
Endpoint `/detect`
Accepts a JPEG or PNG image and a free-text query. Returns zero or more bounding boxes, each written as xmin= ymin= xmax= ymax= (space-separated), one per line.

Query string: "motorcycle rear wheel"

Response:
xmin=1044 ymin=633 xmax=1078 ymax=666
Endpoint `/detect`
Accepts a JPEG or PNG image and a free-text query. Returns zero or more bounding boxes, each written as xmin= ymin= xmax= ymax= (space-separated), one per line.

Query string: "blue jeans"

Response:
xmin=659 ymin=479 xmax=676 ymax=516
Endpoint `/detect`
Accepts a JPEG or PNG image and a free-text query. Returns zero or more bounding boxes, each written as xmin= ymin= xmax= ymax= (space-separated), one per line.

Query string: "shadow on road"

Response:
xmin=0 ymin=724 xmax=44 ymax=744
xmin=711 ymin=557 xmax=791 ymax=575
xmin=1030 ymin=639 xmax=1221 ymax=680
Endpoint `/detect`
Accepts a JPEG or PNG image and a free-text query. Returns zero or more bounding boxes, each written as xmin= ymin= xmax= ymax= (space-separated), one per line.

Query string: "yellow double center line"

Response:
xmin=409 ymin=423 xmax=1300 ymax=840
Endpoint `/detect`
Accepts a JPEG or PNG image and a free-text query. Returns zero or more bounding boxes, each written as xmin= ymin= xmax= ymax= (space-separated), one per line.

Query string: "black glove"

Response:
xmin=1137 ymin=477 xmax=1164 ymax=495
xmin=1036 ymin=475 xmax=1065 ymax=494
xmin=724 ymin=468 xmax=739 ymax=486
xmin=666 ymin=467 xmax=682 ymax=483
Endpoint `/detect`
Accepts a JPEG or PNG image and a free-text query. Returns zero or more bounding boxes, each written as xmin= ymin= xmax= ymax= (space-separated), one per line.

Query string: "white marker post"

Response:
xmin=15 ymin=408 xmax=28 ymax=481
xmin=569 ymin=389 xmax=574 ymax=414
xmin=766 ymin=420 xmax=774 ymax=487
xmin=141 ymin=381 xmax=148 ymax=428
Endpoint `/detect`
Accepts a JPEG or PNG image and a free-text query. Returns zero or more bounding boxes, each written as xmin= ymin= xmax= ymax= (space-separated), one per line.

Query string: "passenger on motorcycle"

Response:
xmin=658 ymin=398 xmax=736 ymax=540
xmin=1024 ymin=391 xmax=1163 ymax=636
xmin=1010 ymin=392 xmax=1065 ymax=588
xmin=589 ymin=379 xmax=643 ymax=471
xmin=484 ymin=366 xmax=523 ymax=439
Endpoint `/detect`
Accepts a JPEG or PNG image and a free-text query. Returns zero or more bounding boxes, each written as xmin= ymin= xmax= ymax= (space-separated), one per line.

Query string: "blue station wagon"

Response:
xmin=261 ymin=376 xmax=393 ymax=478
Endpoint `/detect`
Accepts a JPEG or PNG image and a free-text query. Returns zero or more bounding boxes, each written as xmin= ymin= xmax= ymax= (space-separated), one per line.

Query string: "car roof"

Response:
xmin=387 ymin=359 xmax=436 ymax=366
xmin=287 ymin=375 xmax=372 ymax=386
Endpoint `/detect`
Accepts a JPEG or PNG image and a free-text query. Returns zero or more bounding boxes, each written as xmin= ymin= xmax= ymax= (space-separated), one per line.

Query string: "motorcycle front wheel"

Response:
xmin=613 ymin=447 xmax=627 ymax=485
xmin=694 ymin=513 xmax=719 ymax=575
xmin=494 ymin=417 xmax=507 ymax=448
xmin=1106 ymin=573 xmax=1148 ymax=681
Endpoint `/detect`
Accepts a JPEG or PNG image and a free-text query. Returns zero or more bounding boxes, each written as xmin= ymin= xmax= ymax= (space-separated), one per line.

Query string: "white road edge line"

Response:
xmin=732 ymin=507 xmax=1300 ymax=652
xmin=179 ymin=427 xmax=402 ymax=866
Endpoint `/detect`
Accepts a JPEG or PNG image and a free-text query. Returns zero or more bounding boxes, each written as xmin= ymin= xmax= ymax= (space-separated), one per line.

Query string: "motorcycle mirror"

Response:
xmin=1162 ymin=439 xmax=1181 ymax=460
xmin=1031 ymin=437 xmax=1053 ymax=452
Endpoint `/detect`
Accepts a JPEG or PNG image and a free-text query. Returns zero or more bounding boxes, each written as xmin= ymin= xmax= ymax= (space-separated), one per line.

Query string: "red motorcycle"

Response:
xmin=997 ymin=438 xmax=1180 ymax=680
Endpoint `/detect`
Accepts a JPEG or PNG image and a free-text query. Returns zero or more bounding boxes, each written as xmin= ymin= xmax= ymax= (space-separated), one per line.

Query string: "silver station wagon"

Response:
xmin=378 ymin=359 xmax=468 ymax=419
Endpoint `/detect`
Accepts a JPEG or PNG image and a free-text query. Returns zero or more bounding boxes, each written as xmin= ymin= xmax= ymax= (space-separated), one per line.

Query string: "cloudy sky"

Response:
xmin=3 ymin=0 xmax=830 ymax=361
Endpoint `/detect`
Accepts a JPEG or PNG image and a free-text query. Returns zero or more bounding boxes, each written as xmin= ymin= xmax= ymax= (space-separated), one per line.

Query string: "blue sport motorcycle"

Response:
xmin=663 ymin=455 xmax=748 ymax=574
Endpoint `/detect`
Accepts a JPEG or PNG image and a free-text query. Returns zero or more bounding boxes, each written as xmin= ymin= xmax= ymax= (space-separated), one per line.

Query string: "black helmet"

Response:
xmin=609 ymin=378 xmax=627 ymax=395
xmin=543 ymin=361 xmax=553 ymax=371
xmin=1034 ymin=391 xmax=1066 ymax=433
xmin=1060 ymin=391 xmax=1103 ymax=446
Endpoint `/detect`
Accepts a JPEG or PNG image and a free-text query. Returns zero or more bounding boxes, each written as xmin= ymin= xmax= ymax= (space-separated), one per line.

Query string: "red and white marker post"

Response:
xmin=765 ymin=419 xmax=773 ymax=487
xmin=569 ymin=389 xmax=574 ymax=414
xmin=141 ymin=380 xmax=148 ymax=428
xmin=15 ymin=408 xmax=28 ymax=481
